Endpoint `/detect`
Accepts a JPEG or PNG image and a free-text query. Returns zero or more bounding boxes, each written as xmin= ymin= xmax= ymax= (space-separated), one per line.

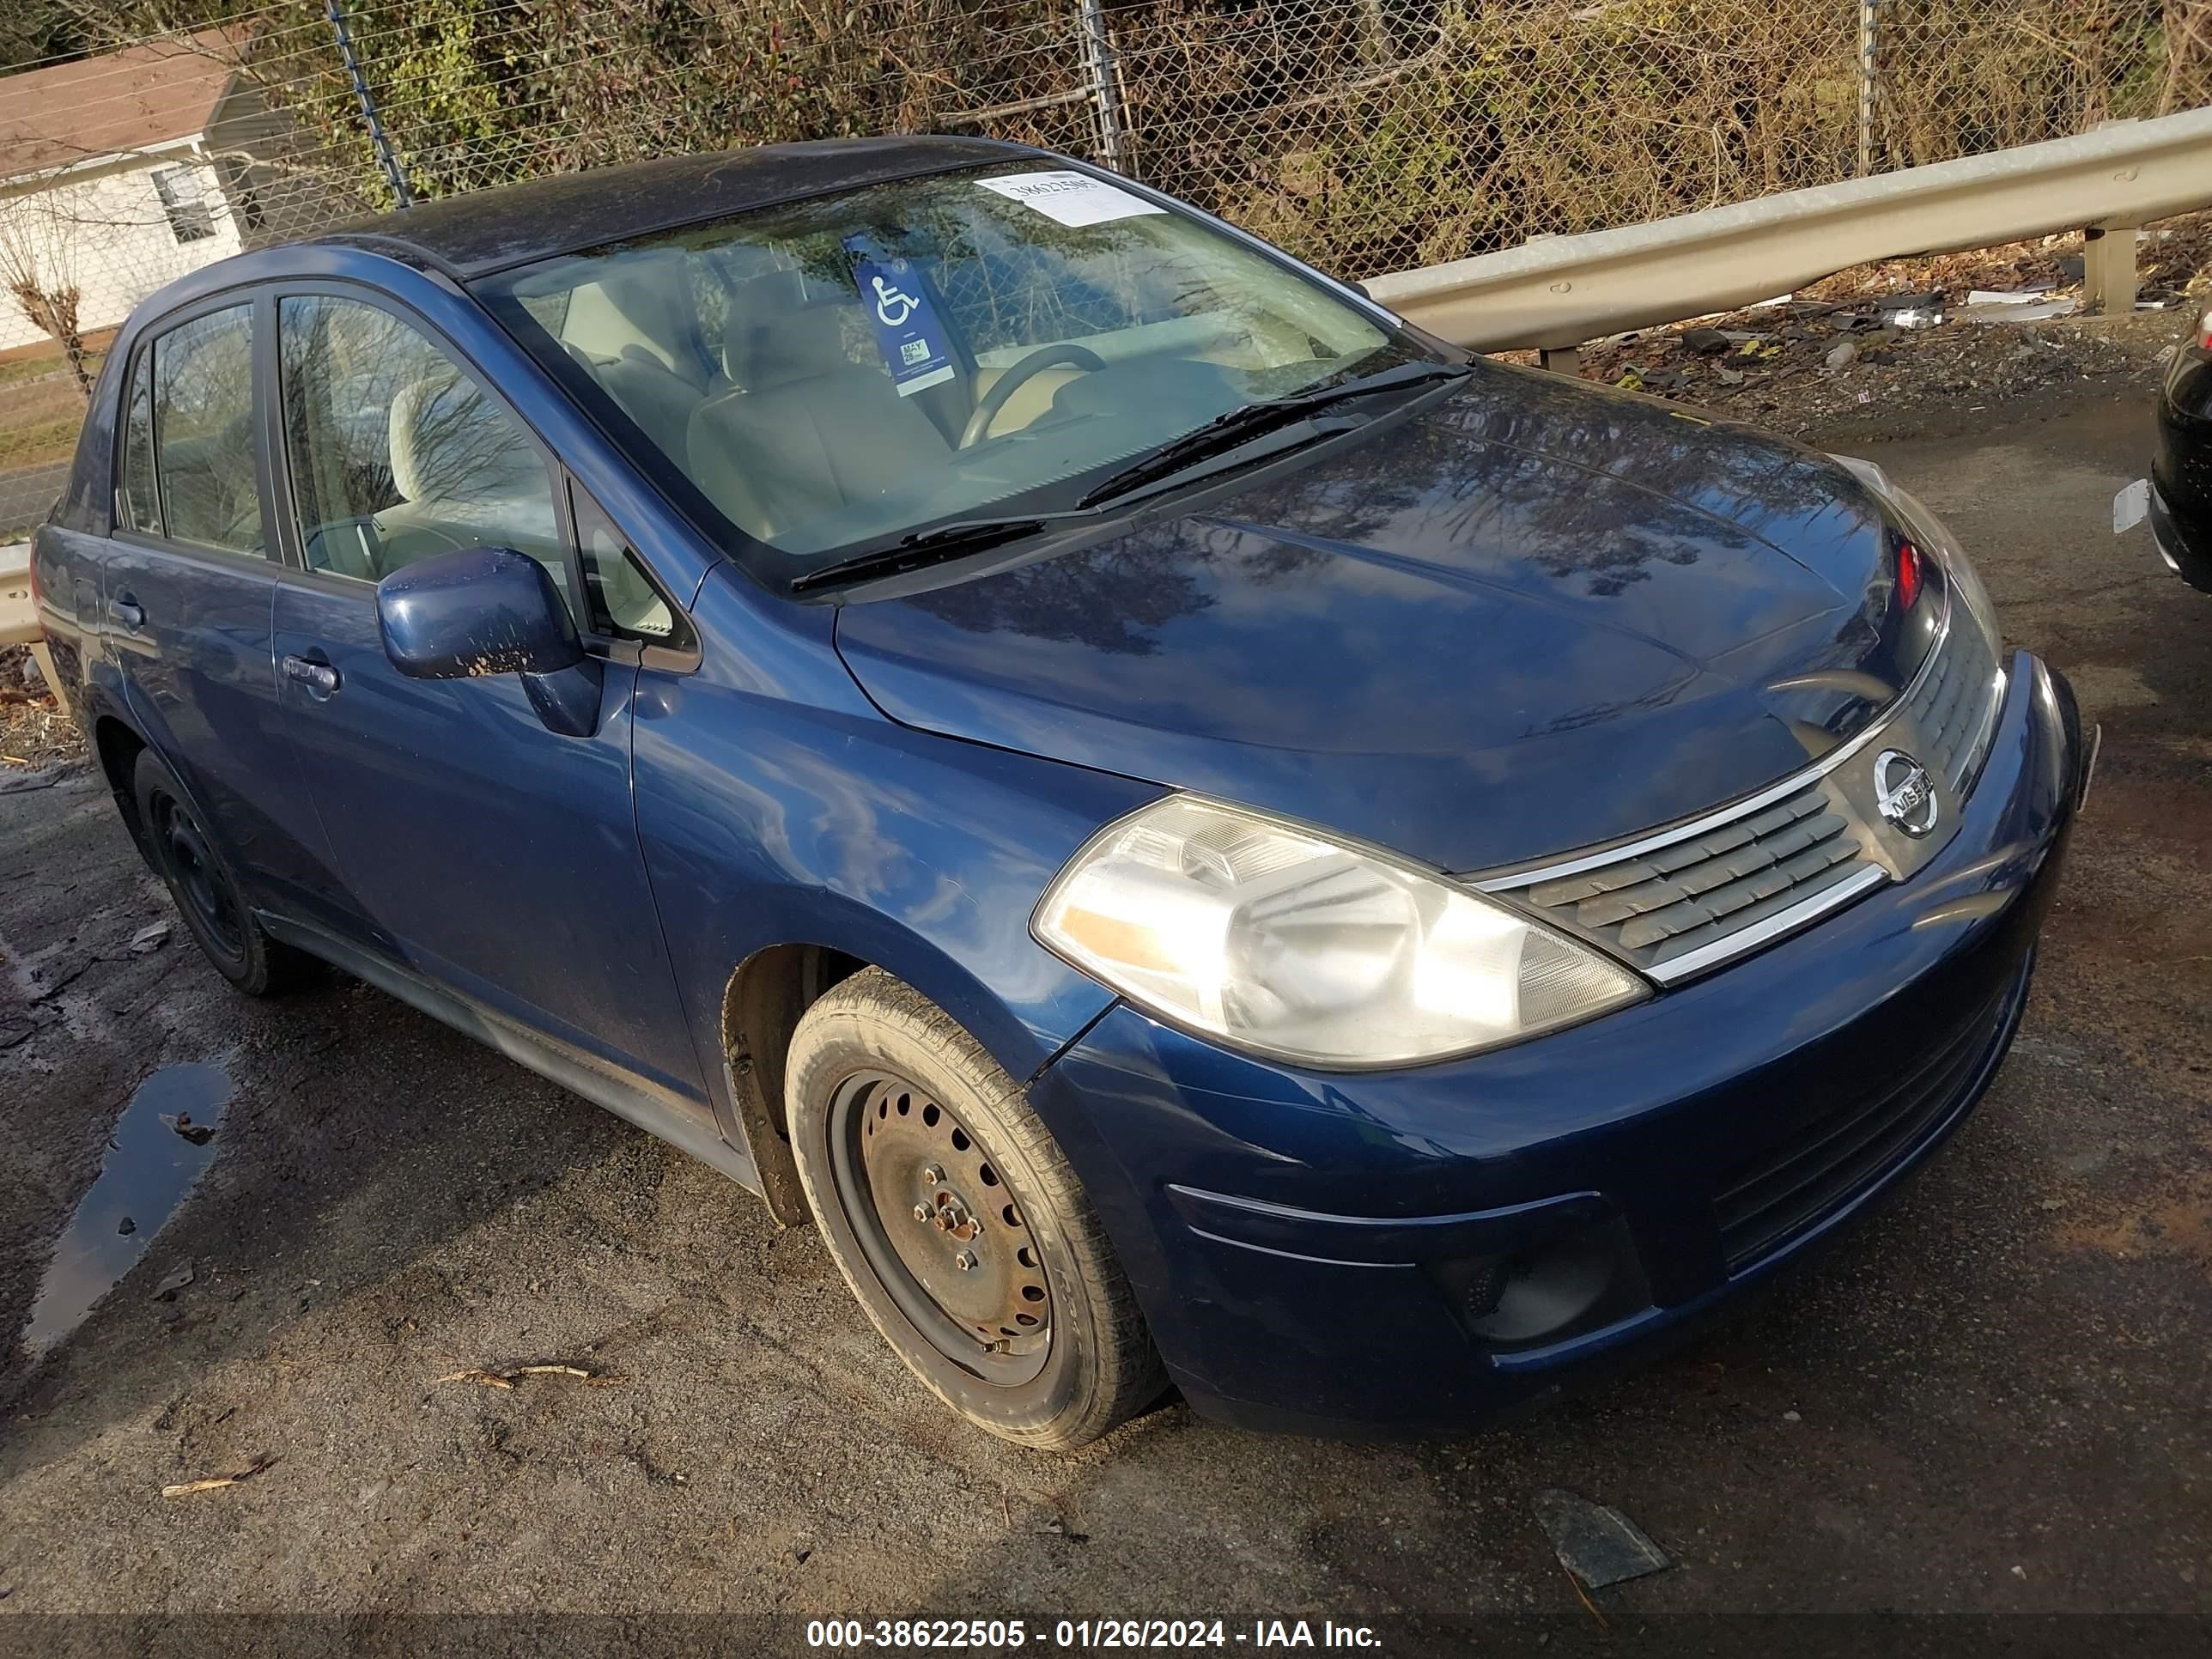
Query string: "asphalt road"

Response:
xmin=1 ymin=385 xmax=2206 ymax=1656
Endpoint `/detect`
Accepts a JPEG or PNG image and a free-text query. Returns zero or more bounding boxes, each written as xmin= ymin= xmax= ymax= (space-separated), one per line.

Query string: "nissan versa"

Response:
xmin=31 ymin=138 xmax=2087 ymax=1448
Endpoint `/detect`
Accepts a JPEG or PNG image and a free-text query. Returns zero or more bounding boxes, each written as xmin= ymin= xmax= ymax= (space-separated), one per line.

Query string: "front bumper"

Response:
xmin=2148 ymin=479 xmax=2212 ymax=594
xmin=1030 ymin=653 xmax=2085 ymax=1437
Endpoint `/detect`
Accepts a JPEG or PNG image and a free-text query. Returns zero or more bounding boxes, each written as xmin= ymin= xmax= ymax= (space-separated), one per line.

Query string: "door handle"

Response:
xmin=283 ymin=653 xmax=342 ymax=700
xmin=106 ymin=595 xmax=144 ymax=629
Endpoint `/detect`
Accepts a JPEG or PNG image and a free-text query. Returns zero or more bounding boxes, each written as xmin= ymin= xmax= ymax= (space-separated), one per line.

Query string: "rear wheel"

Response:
xmin=131 ymin=750 xmax=311 ymax=996
xmin=786 ymin=968 xmax=1164 ymax=1449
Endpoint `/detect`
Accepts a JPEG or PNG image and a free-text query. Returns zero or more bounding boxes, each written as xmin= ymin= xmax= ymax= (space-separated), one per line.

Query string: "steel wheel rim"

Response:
xmin=152 ymin=793 xmax=244 ymax=962
xmin=826 ymin=1069 xmax=1051 ymax=1387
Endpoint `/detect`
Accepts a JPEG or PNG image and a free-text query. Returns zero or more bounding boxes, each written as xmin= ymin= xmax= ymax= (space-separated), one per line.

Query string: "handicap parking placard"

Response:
xmin=843 ymin=235 xmax=957 ymax=398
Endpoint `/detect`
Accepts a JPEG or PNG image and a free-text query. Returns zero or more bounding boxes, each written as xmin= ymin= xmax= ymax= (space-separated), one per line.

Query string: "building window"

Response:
xmin=152 ymin=165 xmax=216 ymax=244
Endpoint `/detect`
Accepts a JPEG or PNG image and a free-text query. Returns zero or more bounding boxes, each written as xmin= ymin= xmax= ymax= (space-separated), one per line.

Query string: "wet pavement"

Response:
xmin=21 ymin=1058 xmax=231 ymax=1354
xmin=0 ymin=386 xmax=2205 ymax=1652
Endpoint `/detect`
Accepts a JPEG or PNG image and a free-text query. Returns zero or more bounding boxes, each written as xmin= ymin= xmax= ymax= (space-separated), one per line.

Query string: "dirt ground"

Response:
xmin=1 ymin=356 xmax=2208 ymax=1655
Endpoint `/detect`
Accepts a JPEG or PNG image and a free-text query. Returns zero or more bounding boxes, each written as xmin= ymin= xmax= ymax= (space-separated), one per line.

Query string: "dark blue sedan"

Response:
xmin=31 ymin=137 xmax=2087 ymax=1447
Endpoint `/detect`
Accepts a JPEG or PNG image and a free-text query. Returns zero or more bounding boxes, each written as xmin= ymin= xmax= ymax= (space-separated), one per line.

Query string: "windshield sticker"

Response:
xmin=842 ymin=234 xmax=957 ymax=397
xmin=976 ymin=170 xmax=1166 ymax=228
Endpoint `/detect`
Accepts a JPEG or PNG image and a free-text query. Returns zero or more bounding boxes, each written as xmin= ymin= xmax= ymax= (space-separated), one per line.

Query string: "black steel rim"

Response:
xmin=151 ymin=792 xmax=245 ymax=964
xmin=826 ymin=1069 xmax=1051 ymax=1387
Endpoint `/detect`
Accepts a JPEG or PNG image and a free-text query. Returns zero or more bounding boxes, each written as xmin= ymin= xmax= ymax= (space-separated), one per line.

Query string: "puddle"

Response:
xmin=21 ymin=1059 xmax=234 ymax=1356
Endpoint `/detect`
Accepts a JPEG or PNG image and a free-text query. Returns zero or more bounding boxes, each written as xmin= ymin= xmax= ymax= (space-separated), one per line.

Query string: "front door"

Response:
xmin=266 ymin=289 xmax=708 ymax=1108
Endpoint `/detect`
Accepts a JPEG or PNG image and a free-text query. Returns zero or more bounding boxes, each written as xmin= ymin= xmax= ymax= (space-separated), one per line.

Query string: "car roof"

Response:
xmin=310 ymin=135 xmax=1042 ymax=278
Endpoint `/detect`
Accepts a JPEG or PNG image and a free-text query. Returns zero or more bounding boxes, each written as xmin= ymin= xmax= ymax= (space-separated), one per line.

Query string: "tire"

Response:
xmin=786 ymin=968 xmax=1164 ymax=1449
xmin=131 ymin=749 xmax=313 ymax=997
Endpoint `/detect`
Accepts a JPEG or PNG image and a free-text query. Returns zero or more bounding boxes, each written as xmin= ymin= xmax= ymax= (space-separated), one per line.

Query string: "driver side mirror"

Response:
xmin=376 ymin=545 xmax=603 ymax=738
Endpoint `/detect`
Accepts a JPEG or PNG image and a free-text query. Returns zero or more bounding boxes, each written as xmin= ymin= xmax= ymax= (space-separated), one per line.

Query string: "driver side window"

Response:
xmin=277 ymin=294 xmax=569 ymax=605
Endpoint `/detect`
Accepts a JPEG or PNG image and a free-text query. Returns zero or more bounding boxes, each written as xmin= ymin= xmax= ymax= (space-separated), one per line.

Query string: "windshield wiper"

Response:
xmin=1075 ymin=360 xmax=1471 ymax=509
xmin=788 ymin=517 xmax=1049 ymax=593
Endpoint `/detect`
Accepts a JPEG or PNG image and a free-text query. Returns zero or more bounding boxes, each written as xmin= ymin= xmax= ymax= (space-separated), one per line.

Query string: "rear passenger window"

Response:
xmin=150 ymin=306 xmax=265 ymax=556
xmin=277 ymin=295 xmax=568 ymax=603
xmin=117 ymin=349 xmax=158 ymax=533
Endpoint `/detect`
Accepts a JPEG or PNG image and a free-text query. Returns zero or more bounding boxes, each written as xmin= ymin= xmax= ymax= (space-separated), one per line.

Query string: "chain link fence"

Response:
xmin=3 ymin=0 xmax=2209 ymax=532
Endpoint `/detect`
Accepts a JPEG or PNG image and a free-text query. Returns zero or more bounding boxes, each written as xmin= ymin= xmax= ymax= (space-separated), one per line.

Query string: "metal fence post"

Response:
xmin=325 ymin=0 xmax=412 ymax=208
xmin=1856 ymin=0 xmax=1880 ymax=176
xmin=1079 ymin=0 xmax=1129 ymax=173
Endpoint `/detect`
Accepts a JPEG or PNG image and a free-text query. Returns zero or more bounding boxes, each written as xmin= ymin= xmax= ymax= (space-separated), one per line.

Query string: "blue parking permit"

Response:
xmin=844 ymin=235 xmax=957 ymax=398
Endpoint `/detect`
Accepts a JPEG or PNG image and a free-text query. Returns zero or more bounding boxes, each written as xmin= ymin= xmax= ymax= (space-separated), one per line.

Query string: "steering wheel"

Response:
xmin=959 ymin=343 xmax=1109 ymax=449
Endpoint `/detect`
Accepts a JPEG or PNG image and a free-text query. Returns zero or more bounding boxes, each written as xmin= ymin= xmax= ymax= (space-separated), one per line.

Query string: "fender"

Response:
xmin=630 ymin=567 xmax=1163 ymax=1167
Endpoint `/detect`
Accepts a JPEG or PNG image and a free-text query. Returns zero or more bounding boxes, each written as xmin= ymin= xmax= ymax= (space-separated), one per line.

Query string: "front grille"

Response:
xmin=1712 ymin=984 xmax=2009 ymax=1273
xmin=1480 ymin=603 xmax=2006 ymax=983
xmin=1905 ymin=606 xmax=2002 ymax=790
xmin=1522 ymin=780 xmax=1865 ymax=972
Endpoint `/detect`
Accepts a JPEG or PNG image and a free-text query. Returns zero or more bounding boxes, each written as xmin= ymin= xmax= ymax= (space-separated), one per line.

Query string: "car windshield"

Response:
xmin=475 ymin=161 xmax=1409 ymax=579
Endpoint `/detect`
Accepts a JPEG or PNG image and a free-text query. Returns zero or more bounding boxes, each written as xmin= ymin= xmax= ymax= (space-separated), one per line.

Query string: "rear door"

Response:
xmin=265 ymin=287 xmax=708 ymax=1108
xmin=100 ymin=296 xmax=342 ymax=915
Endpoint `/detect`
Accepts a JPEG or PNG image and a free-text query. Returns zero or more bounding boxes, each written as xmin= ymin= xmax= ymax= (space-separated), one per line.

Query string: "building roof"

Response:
xmin=0 ymin=30 xmax=240 ymax=182
xmin=319 ymin=135 xmax=1036 ymax=276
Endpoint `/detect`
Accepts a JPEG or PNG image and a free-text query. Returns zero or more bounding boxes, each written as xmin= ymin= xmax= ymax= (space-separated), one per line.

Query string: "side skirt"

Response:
xmin=259 ymin=912 xmax=766 ymax=1197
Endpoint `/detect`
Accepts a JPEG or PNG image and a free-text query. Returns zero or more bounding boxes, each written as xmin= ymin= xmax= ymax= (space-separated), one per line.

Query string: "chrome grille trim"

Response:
xmin=1645 ymin=865 xmax=1887 ymax=984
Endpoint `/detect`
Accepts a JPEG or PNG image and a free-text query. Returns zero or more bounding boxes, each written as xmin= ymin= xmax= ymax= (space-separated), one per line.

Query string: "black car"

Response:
xmin=2136 ymin=307 xmax=2212 ymax=590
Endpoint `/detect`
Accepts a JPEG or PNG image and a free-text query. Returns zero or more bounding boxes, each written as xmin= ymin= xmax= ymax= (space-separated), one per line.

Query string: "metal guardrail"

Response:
xmin=1367 ymin=107 xmax=2212 ymax=354
xmin=1 ymin=540 xmax=33 ymax=647
xmin=0 ymin=538 xmax=59 ymax=704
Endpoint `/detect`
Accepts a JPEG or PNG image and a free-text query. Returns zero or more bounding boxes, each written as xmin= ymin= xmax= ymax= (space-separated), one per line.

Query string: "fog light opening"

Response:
xmin=1430 ymin=1215 xmax=1650 ymax=1352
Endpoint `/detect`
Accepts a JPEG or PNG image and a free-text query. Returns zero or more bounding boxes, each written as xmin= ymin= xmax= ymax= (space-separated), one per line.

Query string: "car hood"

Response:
xmin=833 ymin=366 xmax=1923 ymax=874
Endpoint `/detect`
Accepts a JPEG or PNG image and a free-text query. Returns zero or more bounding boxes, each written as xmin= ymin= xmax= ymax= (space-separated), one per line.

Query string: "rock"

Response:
xmin=118 ymin=1216 xmax=136 ymax=1236
xmin=1824 ymin=340 xmax=1858 ymax=372
xmin=1681 ymin=327 xmax=1731 ymax=355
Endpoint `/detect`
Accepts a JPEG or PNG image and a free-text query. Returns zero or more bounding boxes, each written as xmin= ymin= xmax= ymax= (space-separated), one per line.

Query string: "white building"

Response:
xmin=0 ymin=30 xmax=336 ymax=356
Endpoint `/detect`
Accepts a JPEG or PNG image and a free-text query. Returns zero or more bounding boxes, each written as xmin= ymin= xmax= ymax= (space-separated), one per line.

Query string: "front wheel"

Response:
xmin=785 ymin=968 xmax=1164 ymax=1449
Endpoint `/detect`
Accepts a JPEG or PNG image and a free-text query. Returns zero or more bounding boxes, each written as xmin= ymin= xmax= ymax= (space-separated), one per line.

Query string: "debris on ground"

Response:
xmin=158 ymin=1109 xmax=212 ymax=1146
xmin=161 ymin=1455 xmax=279 ymax=1499
xmin=1532 ymin=1487 xmax=1674 ymax=1590
xmin=0 ymin=675 xmax=84 ymax=773
xmin=435 ymin=1363 xmax=625 ymax=1389
xmin=149 ymin=1263 xmax=195 ymax=1300
xmin=1559 ymin=210 xmax=2212 ymax=441
xmin=1 ymin=644 xmax=49 ymax=702
xmin=130 ymin=921 xmax=171 ymax=956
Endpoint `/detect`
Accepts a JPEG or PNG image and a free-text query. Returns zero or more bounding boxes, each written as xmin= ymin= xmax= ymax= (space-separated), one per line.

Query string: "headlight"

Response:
xmin=1033 ymin=795 xmax=1648 ymax=1069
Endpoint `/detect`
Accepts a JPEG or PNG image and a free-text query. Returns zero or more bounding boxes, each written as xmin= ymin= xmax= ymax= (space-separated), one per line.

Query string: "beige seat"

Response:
xmin=374 ymin=374 xmax=562 ymax=573
xmin=551 ymin=252 xmax=715 ymax=460
xmin=686 ymin=270 xmax=949 ymax=543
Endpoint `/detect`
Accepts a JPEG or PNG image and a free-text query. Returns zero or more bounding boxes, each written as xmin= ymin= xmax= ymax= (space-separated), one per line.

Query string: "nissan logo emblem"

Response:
xmin=1874 ymin=749 xmax=1940 ymax=838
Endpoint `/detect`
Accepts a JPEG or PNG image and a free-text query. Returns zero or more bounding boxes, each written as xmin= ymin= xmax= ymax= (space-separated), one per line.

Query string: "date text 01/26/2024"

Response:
xmin=805 ymin=1620 xmax=1384 ymax=1650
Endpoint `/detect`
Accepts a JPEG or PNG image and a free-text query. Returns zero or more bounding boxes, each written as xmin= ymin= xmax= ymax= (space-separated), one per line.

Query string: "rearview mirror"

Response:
xmin=376 ymin=546 xmax=602 ymax=737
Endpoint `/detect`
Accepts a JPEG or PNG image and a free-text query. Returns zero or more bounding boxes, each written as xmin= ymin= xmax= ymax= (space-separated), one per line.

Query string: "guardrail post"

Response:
xmin=2083 ymin=226 xmax=2138 ymax=313
xmin=1857 ymin=0 xmax=1880 ymax=175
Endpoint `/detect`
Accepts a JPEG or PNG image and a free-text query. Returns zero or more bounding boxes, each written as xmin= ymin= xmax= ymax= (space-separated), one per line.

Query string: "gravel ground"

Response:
xmin=0 ymin=377 xmax=2206 ymax=1656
